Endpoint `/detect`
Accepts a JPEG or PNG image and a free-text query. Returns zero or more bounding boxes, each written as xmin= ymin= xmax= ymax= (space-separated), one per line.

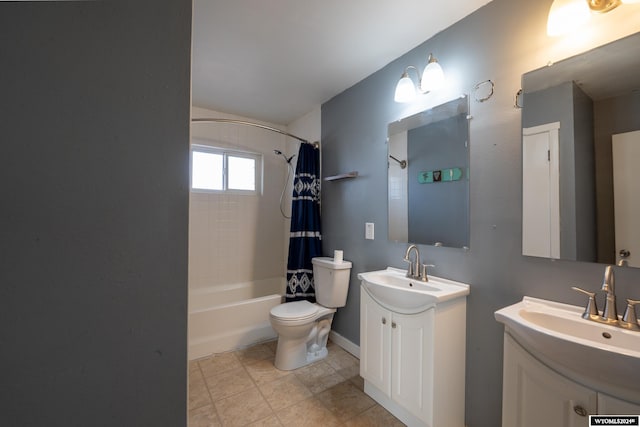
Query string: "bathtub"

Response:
xmin=188 ymin=277 xmax=285 ymax=360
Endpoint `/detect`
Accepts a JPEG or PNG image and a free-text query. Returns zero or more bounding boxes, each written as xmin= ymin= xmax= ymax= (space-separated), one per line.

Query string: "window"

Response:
xmin=191 ymin=144 xmax=262 ymax=194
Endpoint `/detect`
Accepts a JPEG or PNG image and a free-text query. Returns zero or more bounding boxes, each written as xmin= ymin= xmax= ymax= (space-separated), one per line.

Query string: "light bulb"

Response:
xmin=420 ymin=55 xmax=444 ymax=92
xmin=547 ymin=0 xmax=590 ymax=36
xmin=394 ymin=73 xmax=417 ymax=103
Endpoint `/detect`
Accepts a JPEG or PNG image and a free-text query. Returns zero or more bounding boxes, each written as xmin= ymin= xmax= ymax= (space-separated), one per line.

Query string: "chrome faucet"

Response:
xmin=404 ymin=244 xmax=420 ymax=279
xmin=403 ymin=244 xmax=432 ymax=282
xmin=573 ymin=265 xmax=640 ymax=331
xmin=601 ymin=265 xmax=618 ymax=324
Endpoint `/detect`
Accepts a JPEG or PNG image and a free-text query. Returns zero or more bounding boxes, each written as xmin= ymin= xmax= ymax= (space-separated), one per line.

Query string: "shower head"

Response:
xmin=274 ymin=149 xmax=295 ymax=164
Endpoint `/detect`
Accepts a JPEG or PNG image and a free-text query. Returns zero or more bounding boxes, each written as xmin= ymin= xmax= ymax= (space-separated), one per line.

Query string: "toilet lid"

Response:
xmin=270 ymin=300 xmax=319 ymax=321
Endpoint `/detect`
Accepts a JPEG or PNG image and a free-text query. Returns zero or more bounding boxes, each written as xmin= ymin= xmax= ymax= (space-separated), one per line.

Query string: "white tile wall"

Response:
xmin=189 ymin=107 xmax=289 ymax=290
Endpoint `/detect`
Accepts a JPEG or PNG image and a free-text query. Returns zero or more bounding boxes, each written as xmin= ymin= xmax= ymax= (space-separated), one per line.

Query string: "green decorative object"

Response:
xmin=418 ymin=167 xmax=463 ymax=184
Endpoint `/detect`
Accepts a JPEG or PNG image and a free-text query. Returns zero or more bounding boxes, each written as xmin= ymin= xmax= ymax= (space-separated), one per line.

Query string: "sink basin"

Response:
xmin=358 ymin=267 xmax=469 ymax=314
xmin=495 ymin=297 xmax=640 ymax=402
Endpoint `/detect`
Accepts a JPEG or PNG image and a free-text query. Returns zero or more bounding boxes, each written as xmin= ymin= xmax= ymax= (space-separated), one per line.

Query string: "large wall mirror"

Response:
xmin=388 ymin=95 xmax=470 ymax=249
xmin=521 ymin=32 xmax=640 ymax=268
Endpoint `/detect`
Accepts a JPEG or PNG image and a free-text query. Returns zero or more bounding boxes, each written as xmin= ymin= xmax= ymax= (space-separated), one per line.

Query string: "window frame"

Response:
xmin=190 ymin=142 xmax=262 ymax=195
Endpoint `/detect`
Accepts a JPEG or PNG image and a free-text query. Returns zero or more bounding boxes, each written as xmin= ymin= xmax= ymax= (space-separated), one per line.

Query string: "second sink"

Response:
xmin=496 ymin=297 xmax=640 ymax=403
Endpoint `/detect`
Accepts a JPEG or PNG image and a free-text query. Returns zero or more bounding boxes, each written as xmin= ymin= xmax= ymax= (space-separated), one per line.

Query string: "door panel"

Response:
xmin=612 ymin=130 xmax=640 ymax=267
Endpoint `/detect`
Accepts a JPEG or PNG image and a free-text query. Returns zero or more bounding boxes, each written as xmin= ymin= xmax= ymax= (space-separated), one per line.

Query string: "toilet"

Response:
xmin=269 ymin=256 xmax=352 ymax=371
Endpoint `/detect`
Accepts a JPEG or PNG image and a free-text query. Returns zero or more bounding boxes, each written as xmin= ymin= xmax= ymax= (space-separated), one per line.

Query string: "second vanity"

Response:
xmin=358 ymin=267 xmax=470 ymax=427
xmin=496 ymin=295 xmax=640 ymax=427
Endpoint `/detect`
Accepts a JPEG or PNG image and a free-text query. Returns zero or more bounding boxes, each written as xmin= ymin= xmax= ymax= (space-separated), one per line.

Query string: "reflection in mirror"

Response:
xmin=521 ymin=32 xmax=640 ymax=268
xmin=388 ymin=95 xmax=470 ymax=249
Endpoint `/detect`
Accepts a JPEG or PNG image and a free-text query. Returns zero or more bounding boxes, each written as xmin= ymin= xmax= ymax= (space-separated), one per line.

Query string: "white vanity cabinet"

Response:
xmin=360 ymin=287 xmax=467 ymax=427
xmin=598 ymin=393 xmax=640 ymax=415
xmin=502 ymin=333 xmax=640 ymax=427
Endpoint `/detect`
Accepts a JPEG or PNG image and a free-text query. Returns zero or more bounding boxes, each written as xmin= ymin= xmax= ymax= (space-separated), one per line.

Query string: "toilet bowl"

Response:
xmin=269 ymin=257 xmax=352 ymax=371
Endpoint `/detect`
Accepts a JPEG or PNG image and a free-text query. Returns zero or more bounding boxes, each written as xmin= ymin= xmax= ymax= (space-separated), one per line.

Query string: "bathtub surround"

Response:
xmin=0 ymin=1 xmax=192 ymax=426
xmin=320 ymin=0 xmax=640 ymax=425
xmin=190 ymin=107 xmax=288 ymax=293
xmin=189 ymin=108 xmax=292 ymax=357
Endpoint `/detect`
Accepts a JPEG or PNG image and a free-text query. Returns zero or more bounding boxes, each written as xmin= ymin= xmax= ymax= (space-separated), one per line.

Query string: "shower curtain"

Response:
xmin=285 ymin=142 xmax=322 ymax=302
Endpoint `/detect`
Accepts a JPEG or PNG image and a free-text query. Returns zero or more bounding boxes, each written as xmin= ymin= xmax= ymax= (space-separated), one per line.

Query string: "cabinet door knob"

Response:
xmin=381 ymin=317 xmax=386 ymax=325
xmin=573 ymin=405 xmax=587 ymax=417
xmin=391 ymin=322 xmax=397 ymax=329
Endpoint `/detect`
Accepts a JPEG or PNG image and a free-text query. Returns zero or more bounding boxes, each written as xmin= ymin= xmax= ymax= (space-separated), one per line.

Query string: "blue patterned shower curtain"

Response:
xmin=285 ymin=142 xmax=322 ymax=302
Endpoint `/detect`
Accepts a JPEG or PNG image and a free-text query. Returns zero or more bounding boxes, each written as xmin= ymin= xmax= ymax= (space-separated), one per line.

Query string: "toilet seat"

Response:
xmin=270 ymin=301 xmax=336 ymax=326
xmin=270 ymin=300 xmax=319 ymax=321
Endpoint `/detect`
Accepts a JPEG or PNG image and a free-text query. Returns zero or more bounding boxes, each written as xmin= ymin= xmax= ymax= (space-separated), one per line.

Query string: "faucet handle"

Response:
xmin=622 ymin=299 xmax=640 ymax=330
xmin=403 ymin=256 xmax=414 ymax=277
xmin=420 ymin=264 xmax=435 ymax=282
xmin=571 ymin=286 xmax=599 ymax=319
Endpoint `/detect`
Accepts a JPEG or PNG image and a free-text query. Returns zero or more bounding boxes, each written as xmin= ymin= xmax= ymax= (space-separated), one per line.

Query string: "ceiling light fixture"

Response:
xmin=546 ymin=0 xmax=636 ymax=36
xmin=394 ymin=53 xmax=445 ymax=103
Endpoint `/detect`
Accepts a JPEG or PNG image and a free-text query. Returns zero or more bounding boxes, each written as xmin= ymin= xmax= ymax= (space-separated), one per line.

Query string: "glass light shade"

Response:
xmin=394 ymin=74 xmax=417 ymax=103
xmin=547 ymin=0 xmax=591 ymax=36
xmin=420 ymin=60 xmax=444 ymax=92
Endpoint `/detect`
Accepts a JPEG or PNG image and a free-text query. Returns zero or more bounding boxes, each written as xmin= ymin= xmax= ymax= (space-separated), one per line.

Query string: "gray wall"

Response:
xmin=0 ymin=2 xmax=191 ymax=426
xmin=408 ymin=114 xmax=469 ymax=247
xmin=572 ymin=83 xmax=596 ymax=262
xmin=522 ymin=82 xmax=578 ymax=259
xmin=522 ymin=82 xmax=596 ymax=262
xmin=321 ymin=0 xmax=640 ymax=425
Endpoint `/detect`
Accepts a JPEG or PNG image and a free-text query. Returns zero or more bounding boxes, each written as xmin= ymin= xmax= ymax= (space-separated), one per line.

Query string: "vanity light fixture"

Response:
xmin=547 ymin=0 xmax=637 ymax=36
xmin=394 ymin=53 xmax=445 ymax=103
xmin=394 ymin=66 xmax=420 ymax=103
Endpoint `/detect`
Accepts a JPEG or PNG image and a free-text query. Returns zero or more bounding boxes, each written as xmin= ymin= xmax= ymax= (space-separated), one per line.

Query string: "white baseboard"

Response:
xmin=329 ymin=330 xmax=360 ymax=358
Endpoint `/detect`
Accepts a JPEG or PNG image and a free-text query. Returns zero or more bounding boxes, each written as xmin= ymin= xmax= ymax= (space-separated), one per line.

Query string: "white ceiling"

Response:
xmin=192 ymin=0 xmax=491 ymax=125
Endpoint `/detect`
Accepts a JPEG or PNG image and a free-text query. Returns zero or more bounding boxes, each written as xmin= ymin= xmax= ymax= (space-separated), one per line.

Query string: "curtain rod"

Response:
xmin=191 ymin=118 xmax=318 ymax=147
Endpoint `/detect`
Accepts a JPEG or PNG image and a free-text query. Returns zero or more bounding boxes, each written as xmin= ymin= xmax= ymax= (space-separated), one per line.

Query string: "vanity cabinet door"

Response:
xmin=360 ymin=291 xmax=391 ymax=395
xmin=598 ymin=393 xmax=640 ymax=415
xmin=391 ymin=309 xmax=435 ymax=424
xmin=502 ymin=334 xmax=597 ymax=427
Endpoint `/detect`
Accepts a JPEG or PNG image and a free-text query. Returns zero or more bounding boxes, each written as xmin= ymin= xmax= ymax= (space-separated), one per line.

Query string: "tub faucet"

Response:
xmin=601 ymin=265 xmax=618 ymax=324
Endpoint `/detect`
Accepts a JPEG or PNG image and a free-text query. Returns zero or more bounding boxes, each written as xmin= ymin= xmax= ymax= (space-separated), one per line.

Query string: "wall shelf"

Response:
xmin=324 ymin=171 xmax=358 ymax=181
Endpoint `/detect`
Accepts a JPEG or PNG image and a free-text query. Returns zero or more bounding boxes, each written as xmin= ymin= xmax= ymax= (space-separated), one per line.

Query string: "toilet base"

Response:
xmin=273 ymin=316 xmax=333 ymax=371
xmin=274 ymin=339 xmax=329 ymax=371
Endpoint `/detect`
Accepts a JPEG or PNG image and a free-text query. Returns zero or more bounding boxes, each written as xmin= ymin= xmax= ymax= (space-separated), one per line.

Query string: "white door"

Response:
xmin=612 ymin=130 xmax=640 ymax=268
xmin=360 ymin=291 xmax=391 ymax=395
xmin=522 ymin=122 xmax=561 ymax=259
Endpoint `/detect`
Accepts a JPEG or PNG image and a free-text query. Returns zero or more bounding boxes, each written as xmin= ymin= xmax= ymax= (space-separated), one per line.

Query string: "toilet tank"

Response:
xmin=312 ymin=257 xmax=352 ymax=308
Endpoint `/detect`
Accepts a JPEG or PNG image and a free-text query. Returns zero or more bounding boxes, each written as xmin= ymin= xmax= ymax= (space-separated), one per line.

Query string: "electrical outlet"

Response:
xmin=365 ymin=222 xmax=375 ymax=240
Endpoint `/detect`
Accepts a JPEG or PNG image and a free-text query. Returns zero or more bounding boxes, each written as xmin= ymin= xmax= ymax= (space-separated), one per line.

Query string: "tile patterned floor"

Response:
xmin=188 ymin=340 xmax=405 ymax=426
